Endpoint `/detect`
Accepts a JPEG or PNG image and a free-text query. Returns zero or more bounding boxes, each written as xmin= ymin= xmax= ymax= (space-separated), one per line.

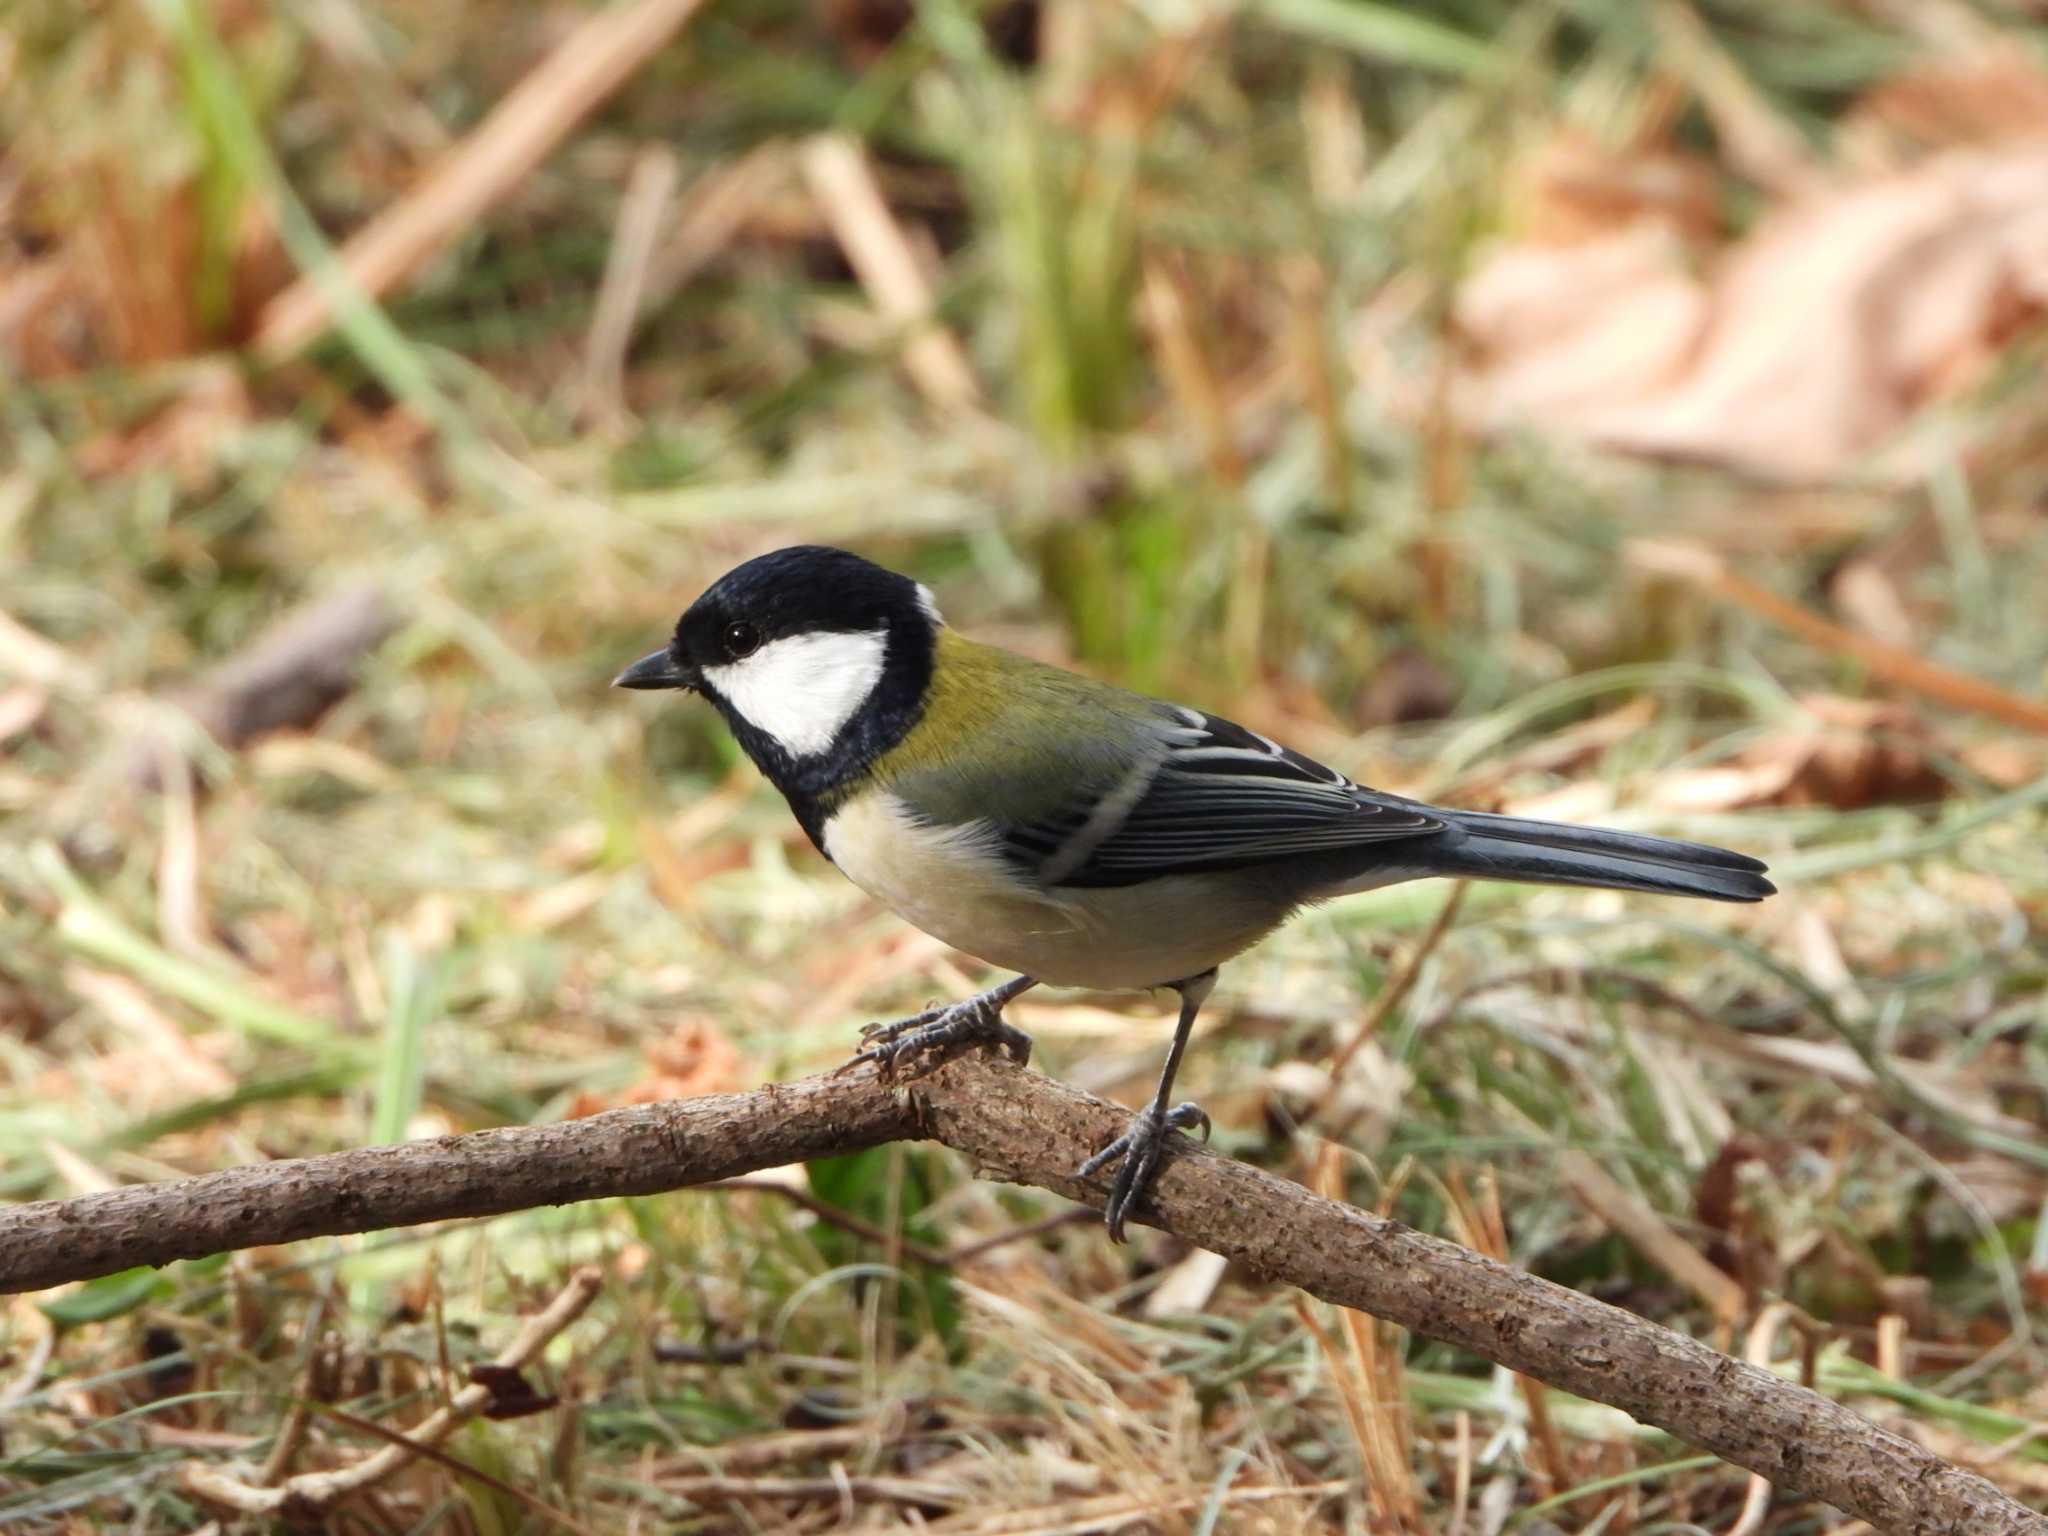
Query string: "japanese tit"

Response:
xmin=617 ymin=545 xmax=1773 ymax=1240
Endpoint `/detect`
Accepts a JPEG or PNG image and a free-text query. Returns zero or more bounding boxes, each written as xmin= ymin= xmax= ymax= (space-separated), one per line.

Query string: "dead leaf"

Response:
xmin=567 ymin=1015 xmax=749 ymax=1116
xmin=1454 ymin=224 xmax=1706 ymax=420
xmin=1959 ymin=737 xmax=2046 ymax=787
xmin=1646 ymin=694 xmax=1981 ymax=813
xmin=0 ymin=259 xmax=73 ymax=374
xmin=226 ymin=910 xmax=347 ymax=1017
xmin=1451 ymin=143 xmax=2048 ymax=482
xmin=1843 ymin=47 xmax=2048 ymax=165
xmin=1695 ymin=1137 xmax=1773 ymax=1293
xmin=468 ymin=1363 xmax=560 ymax=1420
xmin=1502 ymin=130 xmax=1722 ymax=247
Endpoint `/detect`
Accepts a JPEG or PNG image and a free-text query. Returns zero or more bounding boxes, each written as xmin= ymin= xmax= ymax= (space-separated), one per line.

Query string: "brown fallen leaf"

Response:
xmin=0 ymin=259 xmax=74 ymax=375
xmin=1959 ymin=737 xmax=2047 ymax=788
xmin=468 ymin=1363 xmax=560 ymax=1420
xmin=0 ymin=974 xmax=53 ymax=1041
xmin=1646 ymin=693 xmax=2031 ymax=814
xmin=1454 ymin=223 xmax=1707 ymax=421
xmin=1502 ymin=128 xmax=1723 ymax=247
xmin=1843 ymin=46 xmax=2048 ymax=165
xmin=227 ymin=909 xmax=350 ymax=1019
xmin=567 ymin=1015 xmax=749 ymax=1117
xmin=1451 ymin=141 xmax=2048 ymax=482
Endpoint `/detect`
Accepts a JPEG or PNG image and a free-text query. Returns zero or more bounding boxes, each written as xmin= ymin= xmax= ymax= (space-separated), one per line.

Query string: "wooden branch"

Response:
xmin=2 ymin=1058 xmax=2038 ymax=1535
xmin=2 ymin=1069 xmax=917 ymax=1287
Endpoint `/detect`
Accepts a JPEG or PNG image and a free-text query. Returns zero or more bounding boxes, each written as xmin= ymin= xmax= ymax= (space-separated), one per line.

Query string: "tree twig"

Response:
xmin=1630 ymin=538 xmax=2048 ymax=734
xmin=2 ymin=1057 xmax=2040 ymax=1535
xmin=182 ymin=1266 xmax=603 ymax=1518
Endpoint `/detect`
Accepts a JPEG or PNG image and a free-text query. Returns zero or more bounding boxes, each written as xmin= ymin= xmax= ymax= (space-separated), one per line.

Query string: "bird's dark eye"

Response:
xmin=722 ymin=620 xmax=761 ymax=659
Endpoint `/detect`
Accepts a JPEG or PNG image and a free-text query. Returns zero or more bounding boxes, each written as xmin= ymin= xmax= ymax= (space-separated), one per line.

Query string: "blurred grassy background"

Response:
xmin=3 ymin=0 xmax=2047 ymax=1530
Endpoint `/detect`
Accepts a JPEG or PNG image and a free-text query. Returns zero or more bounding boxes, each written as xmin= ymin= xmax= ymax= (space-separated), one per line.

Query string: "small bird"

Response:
xmin=617 ymin=546 xmax=1773 ymax=1240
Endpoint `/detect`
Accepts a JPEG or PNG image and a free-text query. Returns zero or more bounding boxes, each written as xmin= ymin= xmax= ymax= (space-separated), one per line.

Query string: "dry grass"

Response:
xmin=3 ymin=1 xmax=2047 ymax=1530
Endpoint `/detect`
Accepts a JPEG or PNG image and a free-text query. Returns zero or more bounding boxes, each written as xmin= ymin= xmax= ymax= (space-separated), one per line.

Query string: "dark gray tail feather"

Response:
xmin=1422 ymin=809 xmax=1774 ymax=903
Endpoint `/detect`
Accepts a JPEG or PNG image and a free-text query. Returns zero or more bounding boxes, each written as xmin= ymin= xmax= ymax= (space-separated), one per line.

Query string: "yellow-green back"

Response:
xmin=866 ymin=630 xmax=1166 ymax=827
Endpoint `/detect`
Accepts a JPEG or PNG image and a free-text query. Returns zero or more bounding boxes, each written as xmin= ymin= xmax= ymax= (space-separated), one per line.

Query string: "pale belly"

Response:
xmin=821 ymin=792 xmax=1287 ymax=990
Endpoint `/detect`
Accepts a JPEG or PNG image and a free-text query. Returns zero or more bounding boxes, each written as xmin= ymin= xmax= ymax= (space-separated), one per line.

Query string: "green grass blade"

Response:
xmin=137 ymin=0 xmax=462 ymax=437
xmin=370 ymin=934 xmax=440 ymax=1146
xmin=1247 ymin=0 xmax=1498 ymax=77
xmin=31 ymin=843 xmax=350 ymax=1056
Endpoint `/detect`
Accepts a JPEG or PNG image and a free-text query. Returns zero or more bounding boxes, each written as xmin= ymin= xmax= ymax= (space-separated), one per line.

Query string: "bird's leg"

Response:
xmin=842 ymin=974 xmax=1038 ymax=1081
xmin=1077 ymin=970 xmax=1216 ymax=1243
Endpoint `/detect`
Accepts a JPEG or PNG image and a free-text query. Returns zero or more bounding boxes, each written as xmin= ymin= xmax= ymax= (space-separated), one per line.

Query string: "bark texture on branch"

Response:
xmin=2 ymin=1058 xmax=2038 ymax=1536
xmin=5 ymin=1070 xmax=915 ymax=1285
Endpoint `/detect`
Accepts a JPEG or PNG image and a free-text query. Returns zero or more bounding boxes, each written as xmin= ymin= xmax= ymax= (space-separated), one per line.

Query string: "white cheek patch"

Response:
xmin=701 ymin=628 xmax=889 ymax=758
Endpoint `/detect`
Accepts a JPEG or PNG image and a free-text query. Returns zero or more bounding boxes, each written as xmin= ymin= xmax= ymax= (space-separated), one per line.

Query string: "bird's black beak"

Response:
xmin=613 ymin=648 xmax=698 ymax=692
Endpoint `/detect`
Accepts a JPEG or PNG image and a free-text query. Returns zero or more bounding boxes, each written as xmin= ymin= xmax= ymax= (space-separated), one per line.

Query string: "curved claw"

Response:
xmin=834 ymin=1040 xmax=897 ymax=1080
xmin=1076 ymin=1099 xmax=1210 ymax=1243
xmin=1165 ymin=1101 xmax=1210 ymax=1142
xmin=837 ymin=997 xmax=1034 ymax=1083
xmin=858 ymin=1002 xmax=946 ymax=1048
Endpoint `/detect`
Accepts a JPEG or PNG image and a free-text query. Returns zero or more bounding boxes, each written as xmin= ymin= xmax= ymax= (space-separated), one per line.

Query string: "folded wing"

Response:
xmin=1005 ymin=707 xmax=1444 ymax=889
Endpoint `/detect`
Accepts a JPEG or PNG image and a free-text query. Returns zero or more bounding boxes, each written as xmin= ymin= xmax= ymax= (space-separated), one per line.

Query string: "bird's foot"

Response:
xmin=1077 ymin=1100 xmax=1211 ymax=1243
xmin=841 ymin=989 xmax=1033 ymax=1082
